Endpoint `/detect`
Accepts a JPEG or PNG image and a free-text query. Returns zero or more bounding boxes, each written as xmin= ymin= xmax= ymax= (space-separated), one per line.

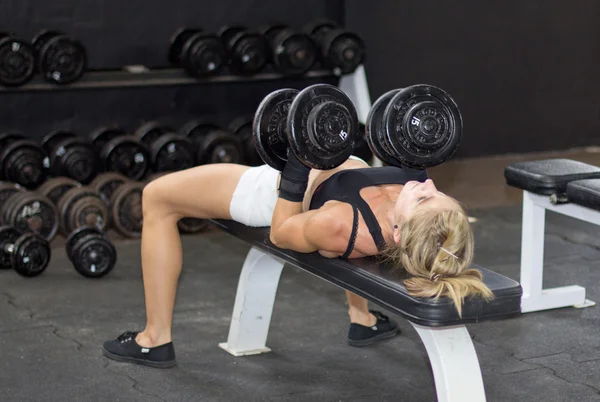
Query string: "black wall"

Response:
xmin=2 ymin=0 xmax=600 ymax=158
xmin=346 ymin=0 xmax=600 ymax=157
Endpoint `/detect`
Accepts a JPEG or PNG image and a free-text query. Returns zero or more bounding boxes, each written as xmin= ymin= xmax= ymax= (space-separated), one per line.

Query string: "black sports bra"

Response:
xmin=309 ymin=166 xmax=428 ymax=258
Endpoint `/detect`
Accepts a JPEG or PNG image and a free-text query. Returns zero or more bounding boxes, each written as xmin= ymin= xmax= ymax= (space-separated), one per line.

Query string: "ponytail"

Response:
xmin=380 ymin=204 xmax=494 ymax=317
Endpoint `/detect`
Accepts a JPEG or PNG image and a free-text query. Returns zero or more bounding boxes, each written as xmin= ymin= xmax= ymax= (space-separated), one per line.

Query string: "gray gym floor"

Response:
xmin=3 ymin=151 xmax=600 ymax=402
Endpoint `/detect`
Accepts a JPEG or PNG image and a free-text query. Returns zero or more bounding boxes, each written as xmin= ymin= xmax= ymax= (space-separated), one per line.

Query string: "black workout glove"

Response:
xmin=278 ymin=150 xmax=311 ymax=202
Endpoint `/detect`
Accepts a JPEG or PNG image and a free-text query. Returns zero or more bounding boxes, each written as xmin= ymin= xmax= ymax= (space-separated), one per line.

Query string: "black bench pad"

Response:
xmin=210 ymin=219 xmax=522 ymax=327
xmin=567 ymin=179 xmax=600 ymax=211
xmin=505 ymin=159 xmax=600 ymax=195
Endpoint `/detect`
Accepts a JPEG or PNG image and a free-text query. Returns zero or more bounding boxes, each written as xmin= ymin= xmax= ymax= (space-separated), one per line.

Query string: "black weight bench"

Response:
xmin=209 ymin=219 xmax=521 ymax=402
xmin=505 ymin=158 xmax=600 ymax=312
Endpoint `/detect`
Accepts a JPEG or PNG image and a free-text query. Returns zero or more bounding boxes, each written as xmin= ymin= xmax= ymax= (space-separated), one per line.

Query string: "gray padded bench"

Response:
xmin=210 ymin=219 xmax=522 ymax=402
xmin=505 ymin=158 xmax=600 ymax=312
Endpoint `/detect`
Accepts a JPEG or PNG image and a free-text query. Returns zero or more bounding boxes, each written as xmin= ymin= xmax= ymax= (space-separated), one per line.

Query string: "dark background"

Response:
xmin=1 ymin=0 xmax=599 ymax=158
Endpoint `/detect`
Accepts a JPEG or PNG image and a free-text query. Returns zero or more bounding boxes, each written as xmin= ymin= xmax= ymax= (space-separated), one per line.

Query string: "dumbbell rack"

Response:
xmin=0 ymin=66 xmax=339 ymax=92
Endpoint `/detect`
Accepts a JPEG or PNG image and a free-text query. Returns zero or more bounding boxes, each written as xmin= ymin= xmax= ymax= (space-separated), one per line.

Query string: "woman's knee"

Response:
xmin=142 ymin=178 xmax=180 ymax=220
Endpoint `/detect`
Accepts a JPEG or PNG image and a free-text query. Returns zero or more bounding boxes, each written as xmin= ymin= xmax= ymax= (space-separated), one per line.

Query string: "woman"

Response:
xmin=102 ymin=149 xmax=493 ymax=368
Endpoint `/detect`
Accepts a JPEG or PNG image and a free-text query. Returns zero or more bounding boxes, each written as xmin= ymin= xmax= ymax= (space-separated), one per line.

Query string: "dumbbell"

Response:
xmin=253 ymin=84 xmax=359 ymax=171
xmin=365 ymin=85 xmax=462 ymax=169
xmin=218 ymin=26 xmax=269 ymax=75
xmin=0 ymin=32 xmax=36 ymax=87
xmin=40 ymin=130 xmax=99 ymax=184
xmin=31 ymin=30 xmax=87 ymax=85
xmin=1 ymin=188 xmax=59 ymax=241
xmin=180 ymin=120 xmax=244 ymax=165
xmin=304 ymin=20 xmax=366 ymax=75
xmin=0 ymin=226 xmax=51 ymax=277
xmin=0 ymin=131 xmax=48 ymax=188
xmin=259 ymin=24 xmax=317 ymax=75
xmin=89 ymin=126 xmax=150 ymax=181
xmin=90 ymin=172 xmax=144 ymax=238
xmin=65 ymin=225 xmax=116 ymax=278
xmin=134 ymin=122 xmax=196 ymax=173
xmin=55 ymin=185 xmax=108 ymax=236
xmin=169 ymin=28 xmax=227 ymax=77
xmin=146 ymin=172 xmax=209 ymax=234
xmin=228 ymin=116 xmax=262 ymax=166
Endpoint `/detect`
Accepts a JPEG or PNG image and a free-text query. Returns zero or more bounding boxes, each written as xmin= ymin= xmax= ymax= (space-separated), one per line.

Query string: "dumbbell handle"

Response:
xmin=4 ymin=243 xmax=14 ymax=254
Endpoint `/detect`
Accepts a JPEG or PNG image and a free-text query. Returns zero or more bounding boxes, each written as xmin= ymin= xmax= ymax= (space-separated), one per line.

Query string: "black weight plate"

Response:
xmin=321 ymin=29 xmax=366 ymax=74
xmin=252 ymin=88 xmax=299 ymax=171
xmin=0 ymin=182 xmax=26 ymax=221
xmin=272 ymin=29 xmax=317 ymax=75
xmin=90 ymin=172 xmax=128 ymax=202
xmin=110 ymin=181 xmax=143 ymax=238
xmin=0 ymin=140 xmax=48 ymax=188
xmin=37 ymin=177 xmax=80 ymax=205
xmin=38 ymin=34 xmax=87 ymax=85
xmin=218 ymin=26 xmax=246 ymax=47
xmin=40 ymin=130 xmax=76 ymax=153
xmin=0 ymin=36 xmax=36 ymax=86
xmin=150 ymin=134 xmax=195 ymax=172
xmin=31 ymin=30 xmax=63 ymax=54
xmin=1 ymin=191 xmax=27 ymax=226
xmin=303 ymin=20 xmax=338 ymax=37
xmin=134 ymin=121 xmax=174 ymax=145
xmin=89 ymin=126 xmax=127 ymax=150
xmin=228 ymin=31 xmax=269 ymax=74
xmin=70 ymin=233 xmax=116 ymax=278
xmin=65 ymin=225 xmax=102 ymax=260
xmin=178 ymin=217 xmax=208 ymax=234
xmin=383 ymin=85 xmax=463 ymax=169
xmin=197 ymin=131 xmax=243 ymax=165
xmin=0 ymin=225 xmax=21 ymax=269
xmin=67 ymin=193 xmax=108 ymax=234
xmin=48 ymin=137 xmax=99 ymax=184
xmin=259 ymin=24 xmax=287 ymax=41
xmin=181 ymin=33 xmax=227 ymax=77
xmin=287 ymin=84 xmax=358 ymax=170
xmin=181 ymin=120 xmax=220 ymax=143
xmin=365 ymin=89 xmax=402 ymax=166
xmin=169 ymin=28 xmax=201 ymax=64
xmin=100 ymin=135 xmax=150 ymax=181
xmin=57 ymin=186 xmax=101 ymax=234
xmin=7 ymin=192 xmax=59 ymax=241
xmin=12 ymin=232 xmax=51 ymax=277
xmin=0 ymin=131 xmax=25 ymax=150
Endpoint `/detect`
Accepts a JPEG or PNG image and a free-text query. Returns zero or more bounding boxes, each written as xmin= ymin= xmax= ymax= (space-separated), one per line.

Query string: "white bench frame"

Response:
xmin=218 ymin=247 xmax=487 ymax=402
xmin=519 ymin=190 xmax=599 ymax=313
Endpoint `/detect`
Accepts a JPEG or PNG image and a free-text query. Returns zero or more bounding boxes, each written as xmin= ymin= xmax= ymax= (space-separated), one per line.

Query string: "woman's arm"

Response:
xmin=270 ymin=204 xmax=350 ymax=254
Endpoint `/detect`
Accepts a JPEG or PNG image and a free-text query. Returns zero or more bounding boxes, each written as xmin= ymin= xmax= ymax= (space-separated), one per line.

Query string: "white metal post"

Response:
xmin=519 ymin=191 xmax=595 ymax=312
xmin=219 ymin=247 xmax=285 ymax=356
xmin=411 ymin=323 xmax=486 ymax=402
xmin=338 ymin=65 xmax=382 ymax=167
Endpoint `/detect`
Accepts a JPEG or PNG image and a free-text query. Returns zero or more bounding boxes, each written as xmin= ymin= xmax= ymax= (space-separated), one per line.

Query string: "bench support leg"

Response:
xmin=219 ymin=247 xmax=284 ymax=356
xmin=411 ymin=323 xmax=486 ymax=402
xmin=519 ymin=191 xmax=594 ymax=313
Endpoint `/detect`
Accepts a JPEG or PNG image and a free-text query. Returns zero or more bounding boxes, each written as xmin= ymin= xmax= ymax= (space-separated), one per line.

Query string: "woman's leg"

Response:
xmin=135 ymin=163 xmax=251 ymax=348
xmin=345 ymin=291 xmax=376 ymax=326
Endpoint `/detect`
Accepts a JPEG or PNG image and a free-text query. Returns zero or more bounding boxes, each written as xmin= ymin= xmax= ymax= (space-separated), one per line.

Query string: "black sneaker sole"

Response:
xmin=346 ymin=327 xmax=400 ymax=347
xmin=103 ymin=348 xmax=177 ymax=369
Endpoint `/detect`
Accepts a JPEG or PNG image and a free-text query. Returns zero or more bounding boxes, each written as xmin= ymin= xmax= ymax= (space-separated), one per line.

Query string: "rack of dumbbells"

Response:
xmin=0 ymin=20 xmax=373 ymax=279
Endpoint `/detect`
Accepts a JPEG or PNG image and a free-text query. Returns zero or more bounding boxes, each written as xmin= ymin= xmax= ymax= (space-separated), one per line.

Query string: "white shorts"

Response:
xmin=229 ymin=155 xmax=369 ymax=227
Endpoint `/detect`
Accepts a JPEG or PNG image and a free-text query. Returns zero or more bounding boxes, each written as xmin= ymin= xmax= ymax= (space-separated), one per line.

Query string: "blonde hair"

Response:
xmin=380 ymin=203 xmax=493 ymax=317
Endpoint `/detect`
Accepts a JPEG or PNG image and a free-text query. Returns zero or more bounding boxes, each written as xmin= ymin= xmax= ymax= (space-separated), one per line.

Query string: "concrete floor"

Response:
xmin=2 ymin=150 xmax=600 ymax=402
